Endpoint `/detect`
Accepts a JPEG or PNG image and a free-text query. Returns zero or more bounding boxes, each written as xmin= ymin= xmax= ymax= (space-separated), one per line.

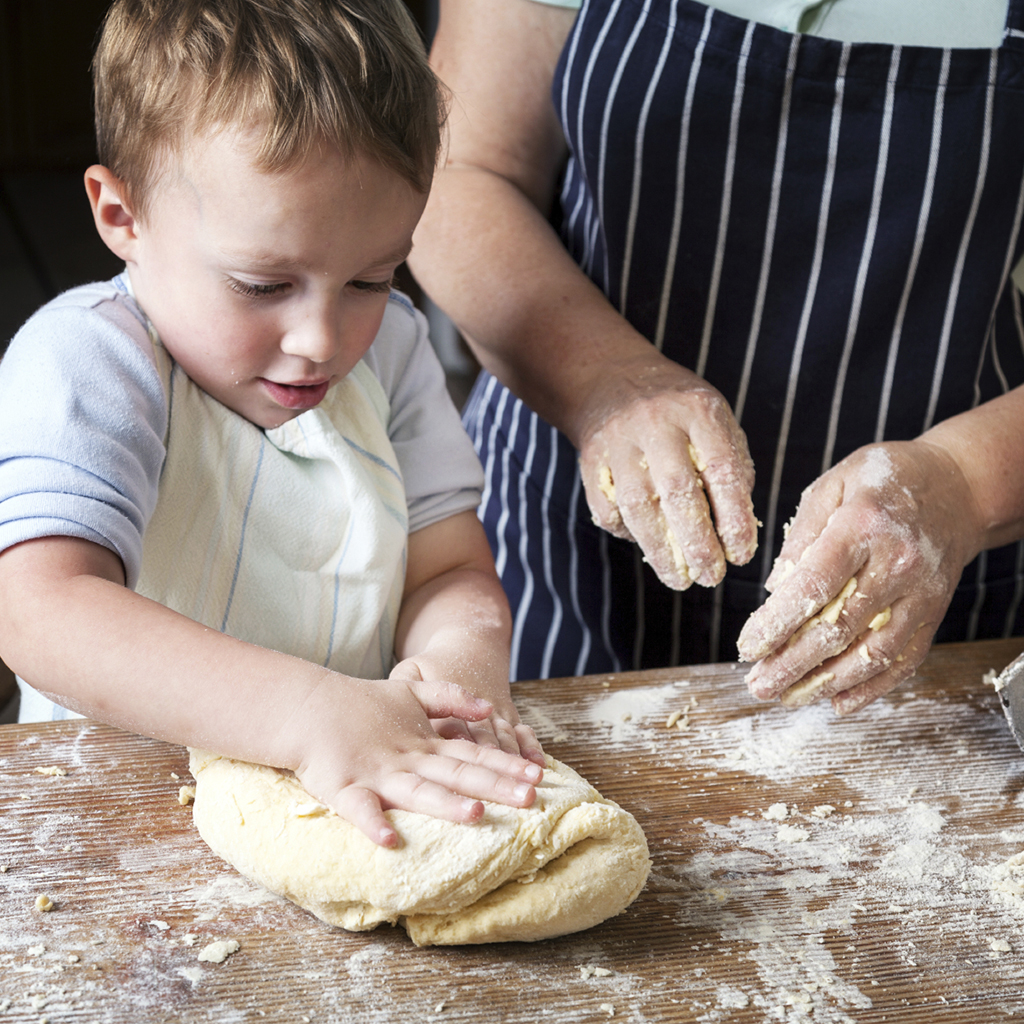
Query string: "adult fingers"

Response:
xmin=685 ymin=400 xmax=758 ymax=568
xmin=775 ymin=609 xmax=935 ymax=709
xmin=762 ymin=474 xmax=845 ymax=593
xmin=738 ymin=554 xmax=869 ymax=668
xmin=639 ymin=436 xmax=726 ymax=588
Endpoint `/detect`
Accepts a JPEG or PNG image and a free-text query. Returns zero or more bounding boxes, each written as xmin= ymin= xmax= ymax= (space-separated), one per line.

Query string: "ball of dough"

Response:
xmin=188 ymin=750 xmax=650 ymax=945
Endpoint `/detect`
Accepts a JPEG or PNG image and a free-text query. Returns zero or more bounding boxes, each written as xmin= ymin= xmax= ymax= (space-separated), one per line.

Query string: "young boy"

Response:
xmin=0 ymin=0 xmax=544 ymax=847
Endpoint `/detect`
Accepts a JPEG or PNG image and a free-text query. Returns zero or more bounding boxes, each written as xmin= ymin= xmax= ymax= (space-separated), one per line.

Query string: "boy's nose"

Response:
xmin=281 ymin=308 xmax=341 ymax=364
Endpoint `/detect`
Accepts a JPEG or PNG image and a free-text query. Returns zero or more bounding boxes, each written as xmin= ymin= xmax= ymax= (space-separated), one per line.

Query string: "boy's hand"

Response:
xmin=390 ymin=656 xmax=545 ymax=767
xmin=282 ymin=673 xmax=543 ymax=848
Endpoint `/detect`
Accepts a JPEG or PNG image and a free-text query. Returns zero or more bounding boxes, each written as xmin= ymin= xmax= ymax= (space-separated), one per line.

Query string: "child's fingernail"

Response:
xmin=524 ymin=763 xmax=543 ymax=782
xmin=512 ymin=783 xmax=533 ymax=802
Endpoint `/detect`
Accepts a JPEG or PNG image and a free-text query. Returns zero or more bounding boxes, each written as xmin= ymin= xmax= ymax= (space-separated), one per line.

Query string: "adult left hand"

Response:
xmin=736 ymin=439 xmax=979 ymax=714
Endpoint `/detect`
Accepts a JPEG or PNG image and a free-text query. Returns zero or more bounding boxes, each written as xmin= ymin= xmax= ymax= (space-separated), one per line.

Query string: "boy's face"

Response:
xmin=112 ymin=131 xmax=427 ymax=429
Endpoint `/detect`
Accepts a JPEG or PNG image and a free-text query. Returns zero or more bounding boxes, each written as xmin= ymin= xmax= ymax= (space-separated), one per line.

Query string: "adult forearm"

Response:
xmin=411 ymin=164 xmax=663 ymax=448
xmin=920 ymin=383 xmax=1024 ymax=557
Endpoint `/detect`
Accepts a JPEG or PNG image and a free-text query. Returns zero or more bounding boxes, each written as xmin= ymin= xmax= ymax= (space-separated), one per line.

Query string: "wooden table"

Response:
xmin=3 ymin=639 xmax=1024 ymax=1023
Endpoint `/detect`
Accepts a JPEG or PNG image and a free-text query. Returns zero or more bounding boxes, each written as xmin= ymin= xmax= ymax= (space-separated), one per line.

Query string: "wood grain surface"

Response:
xmin=2 ymin=638 xmax=1024 ymax=1023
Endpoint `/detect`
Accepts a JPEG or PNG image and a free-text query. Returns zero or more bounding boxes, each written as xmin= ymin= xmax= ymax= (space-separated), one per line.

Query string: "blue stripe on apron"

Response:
xmin=467 ymin=0 xmax=1024 ymax=681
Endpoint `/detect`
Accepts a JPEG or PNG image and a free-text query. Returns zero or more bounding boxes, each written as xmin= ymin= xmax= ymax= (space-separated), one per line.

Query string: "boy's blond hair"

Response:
xmin=93 ymin=0 xmax=444 ymax=220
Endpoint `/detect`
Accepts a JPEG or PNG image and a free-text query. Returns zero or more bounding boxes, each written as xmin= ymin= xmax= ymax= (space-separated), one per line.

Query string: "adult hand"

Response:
xmin=577 ymin=351 xmax=758 ymax=590
xmin=737 ymin=440 xmax=978 ymax=714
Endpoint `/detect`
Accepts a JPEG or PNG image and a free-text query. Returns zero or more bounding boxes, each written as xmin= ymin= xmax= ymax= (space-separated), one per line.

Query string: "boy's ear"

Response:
xmin=84 ymin=165 xmax=140 ymax=261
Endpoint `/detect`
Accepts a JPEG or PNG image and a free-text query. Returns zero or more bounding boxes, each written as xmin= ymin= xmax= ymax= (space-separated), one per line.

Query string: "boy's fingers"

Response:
xmin=416 ymin=747 xmax=541 ymax=805
xmin=330 ymin=786 xmax=399 ymax=848
xmin=513 ymin=723 xmax=545 ymax=765
xmin=388 ymin=659 xmax=424 ymax=683
xmin=379 ymin=771 xmax=489 ymax=823
xmin=409 ymin=679 xmax=493 ymax=722
xmin=459 ymin=718 xmax=502 ymax=750
xmin=430 ymin=716 xmax=474 ymax=741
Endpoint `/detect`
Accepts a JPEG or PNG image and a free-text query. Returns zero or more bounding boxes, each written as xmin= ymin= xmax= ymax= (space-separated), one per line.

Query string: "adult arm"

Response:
xmin=738 ymin=384 xmax=1024 ymax=713
xmin=409 ymin=0 xmax=758 ymax=589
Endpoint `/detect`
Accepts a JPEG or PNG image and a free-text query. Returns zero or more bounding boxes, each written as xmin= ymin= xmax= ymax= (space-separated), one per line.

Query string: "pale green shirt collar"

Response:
xmin=525 ymin=0 xmax=1022 ymax=288
xmin=526 ymin=0 xmax=1009 ymax=48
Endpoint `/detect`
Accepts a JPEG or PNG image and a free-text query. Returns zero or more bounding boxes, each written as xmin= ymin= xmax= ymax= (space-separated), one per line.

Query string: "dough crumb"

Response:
xmin=178 ymin=786 xmax=196 ymax=806
xmin=197 ymin=939 xmax=240 ymax=963
xmin=776 ymin=825 xmax=810 ymax=844
xmin=149 ymin=919 xmax=170 ymax=931
xmin=774 ymin=557 xmax=798 ymax=581
xmin=34 ymin=766 xmax=68 ymax=777
xmin=35 ymin=894 xmax=55 ymax=912
xmin=810 ymin=805 xmax=836 ymax=819
xmin=579 ymin=965 xmax=614 ymax=979
xmin=291 ymin=800 xmax=329 ymax=817
xmin=67 ymin=954 xmax=80 ymax=963
xmin=599 ymin=1004 xmax=615 ymax=1017
xmin=27 ymin=944 xmax=46 ymax=957
xmin=762 ymin=803 xmax=789 ymax=821
xmin=0 ymin=864 xmax=9 ymax=873
xmin=868 ymin=607 xmax=892 ymax=631
xmin=665 ymin=711 xmax=683 ymax=729
xmin=990 ymin=938 xmax=1012 ymax=953
xmin=434 ymin=1001 xmax=446 ymax=1012
xmin=820 ymin=578 xmax=858 ymax=625
xmin=781 ymin=670 xmax=835 ymax=709
xmin=182 ymin=933 xmax=199 ymax=947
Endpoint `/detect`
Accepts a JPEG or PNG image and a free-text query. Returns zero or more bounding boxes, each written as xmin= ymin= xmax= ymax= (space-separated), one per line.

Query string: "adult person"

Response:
xmin=409 ymin=0 xmax=1024 ymax=713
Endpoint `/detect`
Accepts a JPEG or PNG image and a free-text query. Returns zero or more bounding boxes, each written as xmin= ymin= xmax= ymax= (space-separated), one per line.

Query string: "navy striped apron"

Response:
xmin=464 ymin=0 xmax=1024 ymax=681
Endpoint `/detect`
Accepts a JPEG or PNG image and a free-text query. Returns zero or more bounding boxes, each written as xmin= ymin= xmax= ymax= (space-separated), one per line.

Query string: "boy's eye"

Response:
xmin=351 ymin=278 xmax=393 ymax=294
xmin=228 ymin=278 xmax=288 ymax=299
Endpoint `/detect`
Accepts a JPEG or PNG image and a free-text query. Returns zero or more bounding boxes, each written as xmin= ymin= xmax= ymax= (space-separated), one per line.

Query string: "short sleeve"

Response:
xmin=363 ymin=293 xmax=484 ymax=533
xmin=0 ymin=282 xmax=169 ymax=587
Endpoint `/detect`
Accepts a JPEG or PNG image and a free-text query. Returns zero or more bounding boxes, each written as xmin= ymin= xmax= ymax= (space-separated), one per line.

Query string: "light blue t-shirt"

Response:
xmin=530 ymin=0 xmax=1010 ymax=49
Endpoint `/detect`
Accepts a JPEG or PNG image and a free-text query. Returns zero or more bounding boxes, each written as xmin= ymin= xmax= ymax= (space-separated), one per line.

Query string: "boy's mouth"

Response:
xmin=261 ymin=378 xmax=331 ymax=410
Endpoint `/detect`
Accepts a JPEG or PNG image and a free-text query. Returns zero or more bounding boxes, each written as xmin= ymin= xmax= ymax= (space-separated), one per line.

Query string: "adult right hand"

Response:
xmin=577 ymin=350 xmax=758 ymax=590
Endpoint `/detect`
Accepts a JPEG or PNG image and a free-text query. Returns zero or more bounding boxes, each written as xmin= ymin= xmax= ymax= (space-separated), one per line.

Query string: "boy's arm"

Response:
xmin=392 ymin=510 xmax=545 ymax=765
xmin=0 ymin=535 xmax=541 ymax=846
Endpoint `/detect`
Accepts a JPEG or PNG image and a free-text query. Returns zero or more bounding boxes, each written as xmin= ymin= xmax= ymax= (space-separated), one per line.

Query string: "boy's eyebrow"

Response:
xmin=219 ymin=243 xmax=414 ymax=272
